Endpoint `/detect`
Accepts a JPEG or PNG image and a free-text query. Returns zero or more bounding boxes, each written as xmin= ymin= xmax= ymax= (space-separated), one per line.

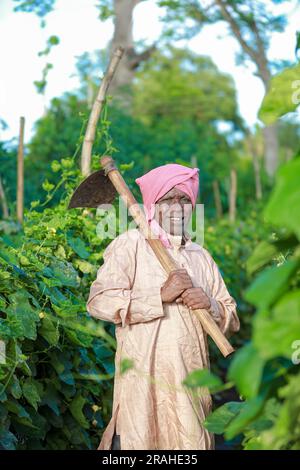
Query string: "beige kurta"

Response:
xmin=86 ymin=228 xmax=240 ymax=450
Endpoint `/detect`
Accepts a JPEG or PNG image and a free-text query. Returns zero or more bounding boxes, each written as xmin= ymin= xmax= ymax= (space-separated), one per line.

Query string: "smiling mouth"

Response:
xmin=169 ymin=217 xmax=184 ymax=221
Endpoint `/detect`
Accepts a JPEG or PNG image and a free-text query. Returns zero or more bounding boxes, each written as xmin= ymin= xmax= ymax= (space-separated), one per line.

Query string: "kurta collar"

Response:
xmin=166 ymin=230 xmax=202 ymax=251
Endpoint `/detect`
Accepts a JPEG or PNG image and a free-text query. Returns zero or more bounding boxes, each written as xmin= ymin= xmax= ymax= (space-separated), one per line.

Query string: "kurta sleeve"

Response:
xmin=202 ymin=248 xmax=240 ymax=338
xmin=86 ymin=234 xmax=165 ymax=328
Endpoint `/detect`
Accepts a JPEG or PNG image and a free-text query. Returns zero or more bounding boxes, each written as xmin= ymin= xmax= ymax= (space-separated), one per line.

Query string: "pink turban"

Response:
xmin=135 ymin=163 xmax=199 ymax=248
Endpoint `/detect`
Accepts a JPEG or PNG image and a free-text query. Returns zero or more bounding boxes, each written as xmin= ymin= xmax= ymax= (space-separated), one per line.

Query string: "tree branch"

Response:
xmin=127 ymin=43 xmax=157 ymax=70
xmin=214 ymin=0 xmax=258 ymax=66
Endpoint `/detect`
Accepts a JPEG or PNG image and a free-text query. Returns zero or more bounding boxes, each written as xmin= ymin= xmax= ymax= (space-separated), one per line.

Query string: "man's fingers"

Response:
xmin=181 ymin=288 xmax=194 ymax=299
xmin=173 ymin=274 xmax=191 ymax=283
xmin=170 ymin=269 xmax=188 ymax=276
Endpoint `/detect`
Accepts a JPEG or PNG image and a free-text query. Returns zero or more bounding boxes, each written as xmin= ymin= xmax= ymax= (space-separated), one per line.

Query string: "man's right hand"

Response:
xmin=160 ymin=269 xmax=193 ymax=303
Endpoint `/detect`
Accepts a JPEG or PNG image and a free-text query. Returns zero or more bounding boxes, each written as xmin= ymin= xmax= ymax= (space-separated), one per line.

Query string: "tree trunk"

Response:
xmin=215 ymin=0 xmax=279 ymax=178
xmin=107 ymin=0 xmax=156 ymax=110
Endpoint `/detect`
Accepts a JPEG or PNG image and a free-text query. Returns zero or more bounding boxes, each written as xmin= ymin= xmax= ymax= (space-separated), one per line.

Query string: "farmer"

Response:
xmin=86 ymin=163 xmax=240 ymax=450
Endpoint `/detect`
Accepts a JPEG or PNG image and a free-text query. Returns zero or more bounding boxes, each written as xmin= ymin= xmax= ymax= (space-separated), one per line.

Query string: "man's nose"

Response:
xmin=172 ymin=197 xmax=185 ymax=206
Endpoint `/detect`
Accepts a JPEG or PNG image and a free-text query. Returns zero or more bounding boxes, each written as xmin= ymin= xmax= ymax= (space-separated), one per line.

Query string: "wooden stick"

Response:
xmin=229 ymin=168 xmax=237 ymax=223
xmin=212 ymin=180 xmax=223 ymax=219
xmin=81 ymin=46 xmax=125 ymax=177
xmin=0 ymin=177 xmax=9 ymax=219
xmin=17 ymin=116 xmax=25 ymax=224
xmin=100 ymin=155 xmax=235 ymax=358
xmin=247 ymin=133 xmax=262 ymax=200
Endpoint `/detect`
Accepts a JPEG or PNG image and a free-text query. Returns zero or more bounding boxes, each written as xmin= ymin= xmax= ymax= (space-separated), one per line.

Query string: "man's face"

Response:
xmin=153 ymin=187 xmax=193 ymax=236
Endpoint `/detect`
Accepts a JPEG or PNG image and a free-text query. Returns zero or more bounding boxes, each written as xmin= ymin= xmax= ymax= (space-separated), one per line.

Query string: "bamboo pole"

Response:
xmin=245 ymin=130 xmax=263 ymax=201
xmin=212 ymin=180 xmax=223 ymax=219
xmin=17 ymin=116 xmax=25 ymax=224
xmin=81 ymin=46 xmax=125 ymax=176
xmin=229 ymin=168 xmax=237 ymax=223
xmin=0 ymin=177 xmax=9 ymax=219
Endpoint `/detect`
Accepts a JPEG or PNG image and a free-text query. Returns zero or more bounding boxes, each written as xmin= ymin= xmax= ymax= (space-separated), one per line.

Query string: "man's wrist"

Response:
xmin=206 ymin=296 xmax=212 ymax=311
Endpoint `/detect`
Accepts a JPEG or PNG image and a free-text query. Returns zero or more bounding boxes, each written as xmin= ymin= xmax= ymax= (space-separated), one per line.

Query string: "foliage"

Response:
xmin=258 ymin=63 xmax=300 ymax=125
xmin=157 ymin=0 xmax=290 ymax=76
xmin=0 ymin=132 xmax=125 ymax=449
xmin=184 ymin=62 xmax=300 ymax=450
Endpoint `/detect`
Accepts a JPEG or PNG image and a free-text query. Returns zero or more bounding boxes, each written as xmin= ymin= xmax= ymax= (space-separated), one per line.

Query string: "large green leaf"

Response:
xmin=264 ymin=158 xmax=300 ymax=240
xmin=48 ymin=259 xmax=80 ymax=288
xmin=258 ymin=63 xmax=300 ymax=125
xmin=246 ymin=241 xmax=277 ymax=275
xmin=183 ymin=368 xmax=223 ymax=393
xmin=245 ymin=259 xmax=299 ymax=309
xmin=67 ymin=236 xmax=90 ymax=259
xmin=203 ymin=401 xmax=244 ymax=434
xmin=22 ymin=378 xmax=43 ymax=411
xmin=0 ymin=429 xmax=17 ymax=450
xmin=69 ymin=394 xmax=89 ymax=429
xmin=39 ymin=315 xmax=60 ymax=345
xmin=41 ymin=384 xmax=61 ymax=416
xmin=253 ymin=289 xmax=300 ymax=360
xmin=5 ymin=292 xmax=40 ymax=340
xmin=228 ymin=343 xmax=265 ymax=399
xmin=225 ymin=395 xmax=266 ymax=440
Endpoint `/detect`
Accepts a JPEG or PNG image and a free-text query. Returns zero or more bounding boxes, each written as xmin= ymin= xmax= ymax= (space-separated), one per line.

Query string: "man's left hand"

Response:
xmin=176 ymin=287 xmax=211 ymax=310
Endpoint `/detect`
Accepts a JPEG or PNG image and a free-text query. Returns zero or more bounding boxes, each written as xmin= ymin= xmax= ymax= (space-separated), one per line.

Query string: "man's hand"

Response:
xmin=175 ymin=287 xmax=211 ymax=310
xmin=160 ymin=269 xmax=193 ymax=303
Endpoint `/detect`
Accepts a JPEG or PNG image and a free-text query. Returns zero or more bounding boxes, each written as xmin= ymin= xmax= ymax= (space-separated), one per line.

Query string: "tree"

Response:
xmin=13 ymin=0 xmax=158 ymax=110
xmin=157 ymin=0 xmax=293 ymax=178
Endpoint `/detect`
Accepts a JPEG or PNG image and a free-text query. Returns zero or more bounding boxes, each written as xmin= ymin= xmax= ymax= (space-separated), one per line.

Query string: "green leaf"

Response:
xmin=120 ymin=358 xmax=134 ymax=375
xmin=48 ymin=35 xmax=59 ymax=46
xmin=49 ymin=259 xmax=80 ymax=287
xmin=6 ymin=399 xmax=31 ymax=419
xmin=245 ymin=259 xmax=299 ymax=309
xmin=41 ymin=384 xmax=60 ymax=416
xmin=39 ymin=315 xmax=59 ymax=345
xmin=22 ymin=378 xmax=42 ymax=411
xmin=246 ymin=241 xmax=278 ymax=275
xmin=74 ymin=259 xmax=94 ymax=274
xmin=183 ymin=368 xmax=223 ymax=392
xmin=51 ymin=160 xmax=61 ymax=172
xmin=264 ymin=158 xmax=300 ymax=240
xmin=228 ymin=343 xmax=265 ymax=399
xmin=42 ymin=180 xmax=55 ymax=192
xmin=203 ymin=401 xmax=244 ymax=434
xmin=5 ymin=292 xmax=40 ymax=340
xmin=0 ymin=429 xmax=17 ymax=450
xmin=9 ymin=375 xmax=22 ymax=399
xmin=67 ymin=236 xmax=90 ymax=259
xmin=258 ymin=63 xmax=300 ymax=125
xmin=119 ymin=161 xmax=134 ymax=171
xmin=253 ymin=289 xmax=300 ymax=360
xmin=225 ymin=395 xmax=266 ymax=440
xmin=69 ymin=394 xmax=89 ymax=429
xmin=0 ymin=247 xmax=19 ymax=266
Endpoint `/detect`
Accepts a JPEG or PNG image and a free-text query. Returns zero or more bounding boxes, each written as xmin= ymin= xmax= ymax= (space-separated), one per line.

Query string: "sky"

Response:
xmin=0 ymin=0 xmax=299 ymax=144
